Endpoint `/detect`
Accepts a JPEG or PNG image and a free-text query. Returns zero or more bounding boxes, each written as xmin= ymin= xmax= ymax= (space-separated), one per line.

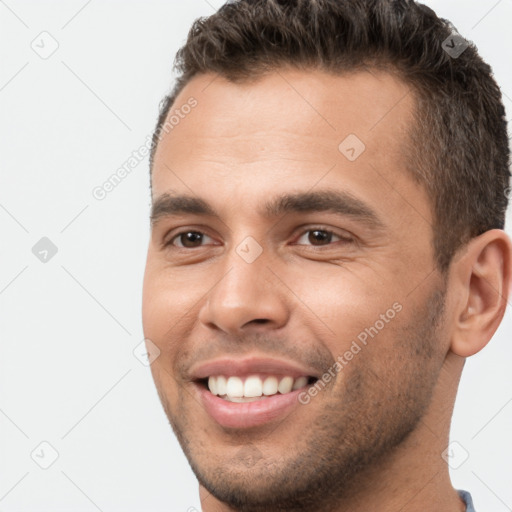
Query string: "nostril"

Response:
xmin=252 ymin=319 xmax=269 ymax=324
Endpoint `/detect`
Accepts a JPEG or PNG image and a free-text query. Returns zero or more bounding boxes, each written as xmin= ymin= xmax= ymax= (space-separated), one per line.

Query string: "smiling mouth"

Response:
xmin=198 ymin=374 xmax=317 ymax=403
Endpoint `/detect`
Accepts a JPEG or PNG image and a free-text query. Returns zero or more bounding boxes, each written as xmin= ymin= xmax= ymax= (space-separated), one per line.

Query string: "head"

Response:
xmin=143 ymin=1 xmax=511 ymax=510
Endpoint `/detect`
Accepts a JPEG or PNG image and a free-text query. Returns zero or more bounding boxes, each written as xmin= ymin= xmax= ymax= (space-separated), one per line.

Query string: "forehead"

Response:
xmin=151 ymin=69 xmax=430 ymax=225
xmin=159 ymin=69 xmax=412 ymax=139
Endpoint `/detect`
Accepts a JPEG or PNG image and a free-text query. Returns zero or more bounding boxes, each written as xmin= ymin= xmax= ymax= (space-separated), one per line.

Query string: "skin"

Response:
xmin=142 ymin=69 xmax=512 ymax=511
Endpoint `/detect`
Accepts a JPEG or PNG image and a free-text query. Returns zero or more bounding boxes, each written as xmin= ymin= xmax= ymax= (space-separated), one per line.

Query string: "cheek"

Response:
xmin=142 ymin=273 xmax=185 ymax=404
xmin=142 ymin=266 xmax=161 ymax=338
xmin=142 ymin=264 xmax=207 ymax=371
xmin=142 ymin=264 xmax=180 ymax=347
xmin=143 ymin=261 xmax=186 ymax=323
xmin=290 ymin=266 xmax=401 ymax=348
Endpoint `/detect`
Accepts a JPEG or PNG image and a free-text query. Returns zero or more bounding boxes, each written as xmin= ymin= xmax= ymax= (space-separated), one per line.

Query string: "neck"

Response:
xmin=201 ymin=351 xmax=468 ymax=512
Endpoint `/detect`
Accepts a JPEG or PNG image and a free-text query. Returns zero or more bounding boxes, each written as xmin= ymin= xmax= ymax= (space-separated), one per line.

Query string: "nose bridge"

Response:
xmin=214 ymin=241 xmax=271 ymax=311
xmin=199 ymin=238 xmax=288 ymax=332
xmin=219 ymin=259 xmax=261 ymax=308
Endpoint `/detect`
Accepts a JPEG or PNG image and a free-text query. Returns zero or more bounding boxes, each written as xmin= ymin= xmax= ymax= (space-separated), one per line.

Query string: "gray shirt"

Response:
xmin=458 ymin=490 xmax=476 ymax=512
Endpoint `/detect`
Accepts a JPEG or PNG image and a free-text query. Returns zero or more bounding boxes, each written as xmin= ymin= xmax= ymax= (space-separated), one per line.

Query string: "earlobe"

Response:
xmin=450 ymin=229 xmax=512 ymax=358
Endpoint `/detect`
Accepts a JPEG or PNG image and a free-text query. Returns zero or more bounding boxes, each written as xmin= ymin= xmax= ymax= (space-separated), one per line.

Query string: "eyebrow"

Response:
xmin=151 ymin=190 xmax=385 ymax=230
xmin=262 ymin=190 xmax=384 ymax=230
xmin=151 ymin=193 xmax=217 ymax=225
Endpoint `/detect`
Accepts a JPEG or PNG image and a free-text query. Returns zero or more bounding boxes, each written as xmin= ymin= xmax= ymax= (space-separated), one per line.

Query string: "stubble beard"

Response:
xmin=156 ymin=285 xmax=447 ymax=511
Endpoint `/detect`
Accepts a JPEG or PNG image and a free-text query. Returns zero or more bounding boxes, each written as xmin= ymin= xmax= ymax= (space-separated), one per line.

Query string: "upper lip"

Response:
xmin=189 ymin=356 xmax=321 ymax=380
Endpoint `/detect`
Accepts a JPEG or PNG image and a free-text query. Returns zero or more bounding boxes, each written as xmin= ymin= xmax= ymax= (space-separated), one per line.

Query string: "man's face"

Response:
xmin=143 ymin=70 xmax=451 ymax=509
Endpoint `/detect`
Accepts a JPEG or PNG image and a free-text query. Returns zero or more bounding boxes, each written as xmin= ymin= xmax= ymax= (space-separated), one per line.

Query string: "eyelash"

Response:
xmin=165 ymin=226 xmax=353 ymax=249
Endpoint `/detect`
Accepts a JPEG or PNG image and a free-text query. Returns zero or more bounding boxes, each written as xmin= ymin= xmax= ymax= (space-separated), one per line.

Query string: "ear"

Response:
xmin=450 ymin=229 xmax=512 ymax=357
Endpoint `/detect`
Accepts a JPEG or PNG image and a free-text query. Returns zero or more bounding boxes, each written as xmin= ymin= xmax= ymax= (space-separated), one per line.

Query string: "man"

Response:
xmin=142 ymin=0 xmax=511 ymax=510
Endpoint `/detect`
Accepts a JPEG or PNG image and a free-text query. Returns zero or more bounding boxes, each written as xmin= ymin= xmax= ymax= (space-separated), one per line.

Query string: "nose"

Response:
xmin=198 ymin=251 xmax=289 ymax=335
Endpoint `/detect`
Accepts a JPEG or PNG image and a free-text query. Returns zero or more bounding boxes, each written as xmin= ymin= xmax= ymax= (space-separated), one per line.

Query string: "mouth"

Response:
xmin=190 ymin=357 xmax=320 ymax=429
xmin=197 ymin=374 xmax=317 ymax=402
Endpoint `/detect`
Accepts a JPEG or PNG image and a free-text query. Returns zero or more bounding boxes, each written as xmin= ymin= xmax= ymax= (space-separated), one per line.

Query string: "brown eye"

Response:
xmin=308 ymin=230 xmax=333 ymax=245
xmin=296 ymin=229 xmax=343 ymax=246
xmin=171 ymin=231 xmax=212 ymax=248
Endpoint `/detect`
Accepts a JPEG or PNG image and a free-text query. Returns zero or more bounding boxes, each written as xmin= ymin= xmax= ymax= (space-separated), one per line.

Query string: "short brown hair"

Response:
xmin=151 ymin=0 xmax=510 ymax=273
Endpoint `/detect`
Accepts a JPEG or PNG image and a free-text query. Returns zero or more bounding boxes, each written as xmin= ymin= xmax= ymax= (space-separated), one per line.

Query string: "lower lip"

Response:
xmin=196 ymin=384 xmax=305 ymax=429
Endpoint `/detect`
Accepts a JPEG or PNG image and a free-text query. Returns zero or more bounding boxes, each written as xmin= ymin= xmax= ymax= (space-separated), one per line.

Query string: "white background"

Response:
xmin=0 ymin=1 xmax=511 ymax=510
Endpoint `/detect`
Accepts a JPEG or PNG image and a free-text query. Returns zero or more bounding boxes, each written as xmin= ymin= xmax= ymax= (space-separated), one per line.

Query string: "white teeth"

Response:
xmin=207 ymin=374 xmax=309 ymax=398
xmin=244 ymin=376 xmax=263 ymax=397
xmin=278 ymin=376 xmax=294 ymax=394
xmin=262 ymin=376 xmax=278 ymax=396
xmin=292 ymin=376 xmax=308 ymax=390
xmin=208 ymin=376 xmax=217 ymax=395
xmin=226 ymin=376 xmax=244 ymax=397
xmin=216 ymin=375 xmax=227 ymax=396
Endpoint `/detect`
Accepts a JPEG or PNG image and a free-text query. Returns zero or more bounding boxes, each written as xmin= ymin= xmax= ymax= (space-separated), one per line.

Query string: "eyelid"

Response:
xmin=173 ymin=232 xmax=215 ymax=248
xmin=162 ymin=225 xmax=354 ymax=249
xmin=163 ymin=226 xmax=219 ymax=248
xmin=291 ymin=225 xmax=355 ymax=245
